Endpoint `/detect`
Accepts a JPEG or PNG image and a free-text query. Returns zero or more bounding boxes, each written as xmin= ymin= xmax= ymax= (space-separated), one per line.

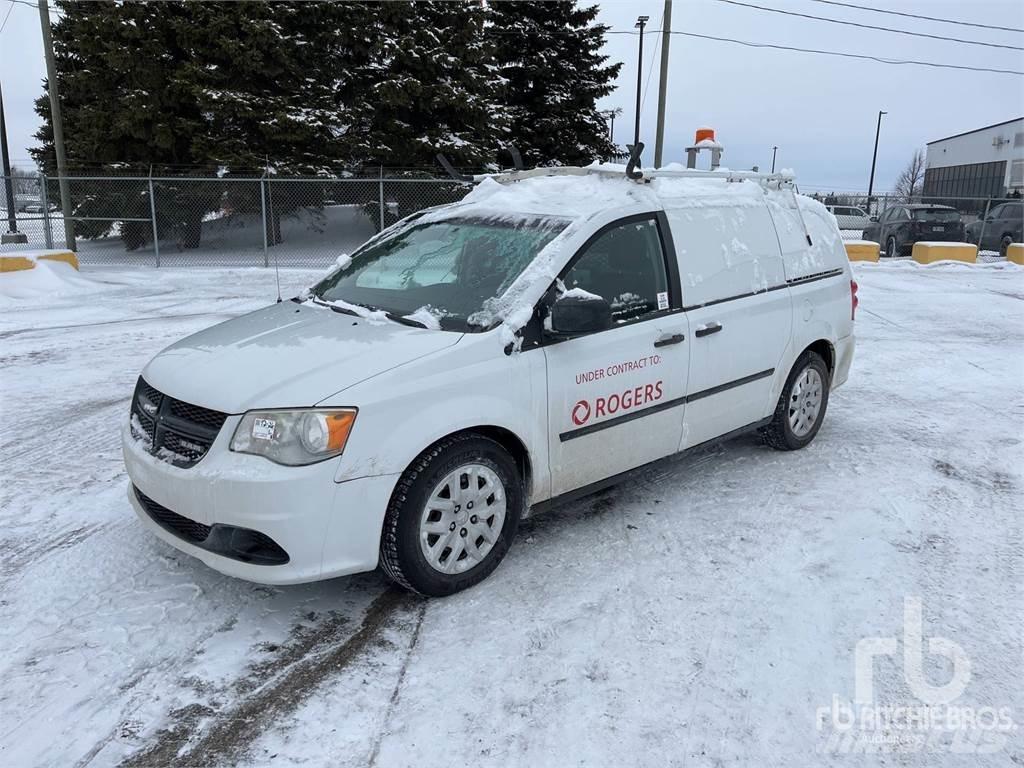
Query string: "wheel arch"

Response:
xmin=802 ymin=338 xmax=836 ymax=379
xmin=407 ymin=425 xmax=533 ymax=501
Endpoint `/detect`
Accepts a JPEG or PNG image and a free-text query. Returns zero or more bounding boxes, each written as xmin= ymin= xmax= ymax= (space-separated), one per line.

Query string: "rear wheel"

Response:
xmin=761 ymin=351 xmax=831 ymax=451
xmin=379 ymin=434 xmax=523 ymax=596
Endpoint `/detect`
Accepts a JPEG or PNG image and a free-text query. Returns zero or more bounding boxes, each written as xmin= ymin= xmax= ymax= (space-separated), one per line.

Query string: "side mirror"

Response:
xmin=550 ymin=292 xmax=612 ymax=336
xmin=869 ymin=215 xmax=879 ymax=222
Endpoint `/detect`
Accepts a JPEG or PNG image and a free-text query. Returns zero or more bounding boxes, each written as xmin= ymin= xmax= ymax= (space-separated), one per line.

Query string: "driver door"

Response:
xmin=542 ymin=215 xmax=689 ymax=497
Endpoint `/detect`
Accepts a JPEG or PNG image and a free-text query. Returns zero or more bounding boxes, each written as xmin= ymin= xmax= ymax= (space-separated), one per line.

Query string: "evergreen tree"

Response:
xmin=488 ymin=1 xmax=620 ymax=167
xmin=342 ymin=1 xmax=509 ymax=170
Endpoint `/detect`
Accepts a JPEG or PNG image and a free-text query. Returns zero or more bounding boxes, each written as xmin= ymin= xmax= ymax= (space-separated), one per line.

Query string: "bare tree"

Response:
xmin=10 ymin=166 xmax=38 ymax=197
xmin=894 ymin=148 xmax=926 ymax=202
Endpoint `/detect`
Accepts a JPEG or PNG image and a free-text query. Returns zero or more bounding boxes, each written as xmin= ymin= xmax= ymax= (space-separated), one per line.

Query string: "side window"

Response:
xmin=987 ymin=204 xmax=1005 ymax=219
xmin=561 ymin=218 xmax=668 ymax=324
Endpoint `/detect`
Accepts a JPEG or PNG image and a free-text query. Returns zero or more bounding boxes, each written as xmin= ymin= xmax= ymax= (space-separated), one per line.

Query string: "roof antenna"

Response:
xmin=507 ymin=146 xmax=524 ymax=171
xmin=264 ymin=158 xmax=282 ymax=303
xmin=625 ymin=142 xmax=645 ymax=180
xmin=436 ymin=153 xmax=474 ymax=182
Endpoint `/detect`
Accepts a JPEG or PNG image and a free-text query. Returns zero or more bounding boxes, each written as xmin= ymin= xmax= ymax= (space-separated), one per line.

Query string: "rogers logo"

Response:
xmin=571 ymin=400 xmax=592 ymax=426
xmin=570 ymin=381 xmax=664 ymax=428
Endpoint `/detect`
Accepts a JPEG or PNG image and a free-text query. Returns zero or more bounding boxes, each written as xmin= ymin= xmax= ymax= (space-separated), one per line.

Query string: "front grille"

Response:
xmin=135 ymin=486 xmax=212 ymax=544
xmin=129 ymin=377 xmax=228 ymax=468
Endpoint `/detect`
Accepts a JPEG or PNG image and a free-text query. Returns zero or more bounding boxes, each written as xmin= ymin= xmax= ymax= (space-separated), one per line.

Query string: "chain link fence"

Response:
xmin=3 ymin=174 xmax=1021 ymax=265
xmin=0 ymin=172 xmax=475 ymax=267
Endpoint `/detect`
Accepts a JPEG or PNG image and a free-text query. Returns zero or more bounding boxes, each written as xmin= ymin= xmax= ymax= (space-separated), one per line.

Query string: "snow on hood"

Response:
xmin=141 ymin=301 xmax=460 ymax=412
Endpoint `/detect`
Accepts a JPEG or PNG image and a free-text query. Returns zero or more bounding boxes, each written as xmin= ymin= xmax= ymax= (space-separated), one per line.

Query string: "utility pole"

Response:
xmin=771 ymin=146 xmax=778 ymax=173
xmin=1 ymin=82 xmax=27 ymax=243
xmin=38 ymin=0 xmax=75 ymax=251
xmin=633 ymin=15 xmax=649 ymax=148
xmin=867 ymin=110 xmax=887 ymax=213
xmin=653 ymin=1 xmax=672 ymax=167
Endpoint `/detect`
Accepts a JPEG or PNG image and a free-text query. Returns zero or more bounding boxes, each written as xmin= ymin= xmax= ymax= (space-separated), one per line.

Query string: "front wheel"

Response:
xmin=885 ymin=236 xmax=898 ymax=258
xmin=1000 ymin=235 xmax=1012 ymax=259
xmin=761 ymin=351 xmax=831 ymax=451
xmin=379 ymin=434 xmax=523 ymax=596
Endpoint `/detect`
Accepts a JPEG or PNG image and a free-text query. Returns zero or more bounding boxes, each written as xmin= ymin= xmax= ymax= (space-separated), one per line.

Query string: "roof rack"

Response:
xmin=436 ymin=141 xmax=795 ymax=189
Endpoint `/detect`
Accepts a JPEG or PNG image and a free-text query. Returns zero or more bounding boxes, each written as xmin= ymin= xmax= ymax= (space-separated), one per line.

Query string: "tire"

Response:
xmin=1000 ymin=236 xmax=1012 ymax=259
xmin=885 ymin=236 xmax=897 ymax=259
xmin=761 ymin=351 xmax=831 ymax=451
xmin=379 ymin=433 xmax=523 ymax=596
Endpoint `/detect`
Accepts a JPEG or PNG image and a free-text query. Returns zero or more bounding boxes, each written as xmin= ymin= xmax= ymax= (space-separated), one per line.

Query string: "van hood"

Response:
xmin=142 ymin=301 xmax=462 ymax=413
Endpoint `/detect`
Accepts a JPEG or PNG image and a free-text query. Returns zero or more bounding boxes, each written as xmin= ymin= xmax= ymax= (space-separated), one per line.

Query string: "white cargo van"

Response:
xmin=123 ymin=163 xmax=856 ymax=596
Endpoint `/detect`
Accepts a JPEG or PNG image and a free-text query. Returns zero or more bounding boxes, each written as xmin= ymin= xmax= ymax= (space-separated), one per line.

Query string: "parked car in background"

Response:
xmin=826 ymin=205 xmax=870 ymax=231
xmin=965 ymin=202 xmax=1023 ymax=258
xmin=862 ymin=204 xmax=965 ymax=257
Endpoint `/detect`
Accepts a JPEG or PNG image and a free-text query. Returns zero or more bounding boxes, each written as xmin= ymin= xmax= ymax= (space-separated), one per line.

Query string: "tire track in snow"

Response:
xmin=120 ymin=588 xmax=422 ymax=768
xmin=366 ymin=599 xmax=428 ymax=767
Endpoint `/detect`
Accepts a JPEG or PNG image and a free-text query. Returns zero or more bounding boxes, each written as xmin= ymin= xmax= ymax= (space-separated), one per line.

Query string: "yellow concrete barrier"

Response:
xmin=37 ymin=250 xmax=79 ymax=270
xmin=912 ymin=242 xmax=977 ymax=264
xmin=844 ymin=241 xmax=880 ymax=262
xmin=1007 ymin=243 xmax=1024 ymax=265
xmin=0 ymin=255 xmax=36 ymax=273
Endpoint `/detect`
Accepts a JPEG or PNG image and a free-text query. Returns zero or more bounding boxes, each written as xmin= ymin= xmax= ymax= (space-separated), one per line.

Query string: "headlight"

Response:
xmin=230 ymin=408 xmax=357 ymax=466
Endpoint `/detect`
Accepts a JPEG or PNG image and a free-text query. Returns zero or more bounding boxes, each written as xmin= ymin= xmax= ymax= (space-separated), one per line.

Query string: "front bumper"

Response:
xmin=123 ymin=419 xmax=399 ymax=584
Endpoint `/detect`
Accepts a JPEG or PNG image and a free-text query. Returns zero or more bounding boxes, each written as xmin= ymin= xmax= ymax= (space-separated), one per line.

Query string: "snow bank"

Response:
xmin=0 ymin=258 xmax=98 ymax=302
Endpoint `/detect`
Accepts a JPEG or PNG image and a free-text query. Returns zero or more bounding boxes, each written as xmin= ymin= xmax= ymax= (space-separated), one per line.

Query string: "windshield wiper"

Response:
xmin=309 ymin=296 xmax=359 ymax=317
xmin=384 ymin=312 xmax=428 ymax=329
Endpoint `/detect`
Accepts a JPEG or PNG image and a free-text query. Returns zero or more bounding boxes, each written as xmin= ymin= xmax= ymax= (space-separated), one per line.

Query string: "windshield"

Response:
xmin=912 ymin=209 xmax=960 ymax=222
xmin=312 ymin=215 xmax=569 ymax=331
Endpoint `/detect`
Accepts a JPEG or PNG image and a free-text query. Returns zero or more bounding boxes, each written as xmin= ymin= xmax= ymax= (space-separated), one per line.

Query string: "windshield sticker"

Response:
xmin=657 ymin=291 xmax=669 ymax=310
xmin=571 ymin=381 xmax=664 ymax=426
xmin=252 ymin=418 xmax=276 ymax=441
xmin=575 ymin=354 xmax=661 ymax=385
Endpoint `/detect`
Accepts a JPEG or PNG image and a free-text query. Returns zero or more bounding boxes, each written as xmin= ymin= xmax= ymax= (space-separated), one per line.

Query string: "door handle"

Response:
xmin=653 ymin=333 xmax=685 ymax=348
xmin=695 ymin=322 xmax=723 ymax=338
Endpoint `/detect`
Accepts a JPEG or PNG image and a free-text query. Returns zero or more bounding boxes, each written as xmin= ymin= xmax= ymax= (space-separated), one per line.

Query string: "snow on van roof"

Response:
xmin=446 ymin=163 xmax=774 ymax=222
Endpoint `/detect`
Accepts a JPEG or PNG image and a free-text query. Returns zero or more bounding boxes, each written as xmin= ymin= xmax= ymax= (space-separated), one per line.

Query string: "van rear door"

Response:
xmin=663 ymin=201 xmax=792 ymax=448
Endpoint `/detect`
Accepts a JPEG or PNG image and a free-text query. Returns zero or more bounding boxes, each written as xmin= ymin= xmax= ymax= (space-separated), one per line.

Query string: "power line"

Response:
xmin=668 ymin=30 xmax=1024 ymax=76
xmin=1 ymin=3 xmax=15 ymax=34
xmin=713 ymin=0 xmax=1023 ymax=51
xmin=808 ymin=0 xmax=1024 ymax=34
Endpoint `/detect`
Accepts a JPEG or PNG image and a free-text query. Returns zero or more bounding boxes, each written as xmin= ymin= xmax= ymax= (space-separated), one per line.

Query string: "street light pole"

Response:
xmin=633 ymin=15 xmax=649 ymax=148
xmin=653 ymin=1 xmax=673 ymax=167
xmin=867 ymin=110 xmax=887 ymax=211
xmin=1 ymin=82 xmax=24 ymax=241
xmin=771 ymin=146 xmax=778 ymax=174
xmin=38 ymin=0 xmax=76 ymax=251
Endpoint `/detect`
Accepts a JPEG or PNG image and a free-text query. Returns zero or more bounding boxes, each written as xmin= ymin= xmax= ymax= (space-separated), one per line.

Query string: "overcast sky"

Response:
xmin=1 ymin=0 xmax=1022 ymax=191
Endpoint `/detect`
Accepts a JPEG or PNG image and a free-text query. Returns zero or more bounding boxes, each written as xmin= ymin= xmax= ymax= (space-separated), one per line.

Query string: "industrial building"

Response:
xmin=923 ymin=117 xmax=1024 ymax=202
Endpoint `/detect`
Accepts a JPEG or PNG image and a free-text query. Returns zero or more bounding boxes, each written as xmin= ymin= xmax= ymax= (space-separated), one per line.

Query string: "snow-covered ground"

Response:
xmin=0 ymin=261 xmax=1021 ymax=766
